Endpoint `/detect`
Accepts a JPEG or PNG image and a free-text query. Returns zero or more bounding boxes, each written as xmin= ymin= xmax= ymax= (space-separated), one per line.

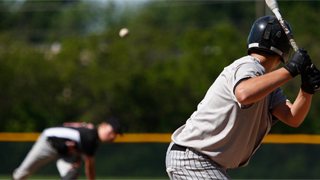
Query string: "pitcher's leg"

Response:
xmin=13 ymin=134 xmax=58 ymax=180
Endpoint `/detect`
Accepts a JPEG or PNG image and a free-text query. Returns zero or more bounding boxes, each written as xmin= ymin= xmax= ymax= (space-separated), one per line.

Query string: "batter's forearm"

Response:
xmin=235 ymin=68 xmax=292 ymax=105
xmin=276 ymin=89 xmax=312 ymax=127
xmin=289 ymin=89 xmax=313 ymax=127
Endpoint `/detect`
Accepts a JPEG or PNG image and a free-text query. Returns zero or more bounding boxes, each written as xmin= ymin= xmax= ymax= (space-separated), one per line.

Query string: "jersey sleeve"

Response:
xmin=233 ymin=62 xmax=266 ymax=90
xmin=270 ymin=87 xmax=287 ymax=112
xmin=231 ymin=62 xmax=266 ymax=106
xmin=269 ymin=87 xmax=287 ymax=124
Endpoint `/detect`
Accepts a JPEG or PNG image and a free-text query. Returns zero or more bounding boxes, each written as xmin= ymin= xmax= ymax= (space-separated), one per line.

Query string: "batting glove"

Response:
xmin=301 ymin=65 xmax=320 ymax=94
xmin=285 ymin=48 xmax=312 ymax=78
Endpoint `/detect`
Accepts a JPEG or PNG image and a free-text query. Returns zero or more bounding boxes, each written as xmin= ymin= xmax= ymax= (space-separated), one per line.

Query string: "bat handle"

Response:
xmin=290 ymin=40 xmax=299 ymax=52
xmin=271 ymin=8 xmax=299 ymax=52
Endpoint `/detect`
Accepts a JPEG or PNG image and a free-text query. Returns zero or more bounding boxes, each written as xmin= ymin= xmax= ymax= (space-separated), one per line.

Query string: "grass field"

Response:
xmin=0 ymin=175 xmax=169 ymax=180
xmin=3 ymin=175 xmax=314 ymax=180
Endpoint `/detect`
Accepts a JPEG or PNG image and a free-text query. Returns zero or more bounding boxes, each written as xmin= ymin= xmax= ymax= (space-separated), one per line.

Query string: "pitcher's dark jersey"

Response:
xmin=44 ymin=122 xmax=99 ymax=156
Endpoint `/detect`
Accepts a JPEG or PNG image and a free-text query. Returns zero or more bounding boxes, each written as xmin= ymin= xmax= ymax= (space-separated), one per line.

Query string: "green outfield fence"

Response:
xmin=1 ymin=133 xmax=320 ymax=179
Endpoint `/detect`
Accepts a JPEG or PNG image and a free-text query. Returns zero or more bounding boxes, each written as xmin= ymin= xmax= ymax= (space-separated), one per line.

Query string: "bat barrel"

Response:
xmin=265 ymin=0 xmax=279 ymax=10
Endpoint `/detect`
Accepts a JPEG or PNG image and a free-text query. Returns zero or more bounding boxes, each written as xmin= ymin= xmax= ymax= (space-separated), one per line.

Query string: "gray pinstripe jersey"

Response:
xmin=171 ymin=55 xmax=287 ymax=169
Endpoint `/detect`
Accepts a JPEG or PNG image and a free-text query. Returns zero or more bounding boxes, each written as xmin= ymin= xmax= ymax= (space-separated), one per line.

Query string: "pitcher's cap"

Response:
xmin=105 ymin=118 xmax=122 ymax=135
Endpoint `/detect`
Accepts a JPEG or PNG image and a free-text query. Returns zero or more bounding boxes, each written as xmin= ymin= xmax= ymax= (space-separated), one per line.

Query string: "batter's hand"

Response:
xmin=301 ymin=65 xmax=320 ymax=94
xmin=285 ymin=48 xmax=312 ymax=78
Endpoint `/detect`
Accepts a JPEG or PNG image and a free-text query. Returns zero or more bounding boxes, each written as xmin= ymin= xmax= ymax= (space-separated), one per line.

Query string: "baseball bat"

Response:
xmin=265 ymin=0 xmax=299 ymax=52
xmin=266 ymin=0 xmax=320 ymax=90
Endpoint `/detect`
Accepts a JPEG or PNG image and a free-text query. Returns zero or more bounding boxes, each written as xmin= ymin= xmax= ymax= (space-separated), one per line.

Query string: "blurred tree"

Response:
xmin=1 ymin=0 xmax=320 ymax=134
xmin=0 ymin=0 xmax=80 ymax=42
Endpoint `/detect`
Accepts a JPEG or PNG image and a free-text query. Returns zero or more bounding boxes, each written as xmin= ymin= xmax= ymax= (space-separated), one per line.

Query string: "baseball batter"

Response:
xmin=13 ymin=118 xmax=122 ymax=180
xmin=165 ymin=16 xmax=320 ymax=179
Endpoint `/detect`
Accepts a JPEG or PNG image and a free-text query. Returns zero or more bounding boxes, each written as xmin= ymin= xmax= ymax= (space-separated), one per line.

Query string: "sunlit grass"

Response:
xmin=0 ymin=175 xmax=168 ymax=180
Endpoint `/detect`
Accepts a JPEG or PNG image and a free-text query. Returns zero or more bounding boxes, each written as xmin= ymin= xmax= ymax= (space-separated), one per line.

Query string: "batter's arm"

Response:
xmin=272 ymin=89 xmax=312 ymax=127
xmin=235 ymin=67 xmax=292 ymax=105
xmin=84 ymin=155 xmax=95 ymax=180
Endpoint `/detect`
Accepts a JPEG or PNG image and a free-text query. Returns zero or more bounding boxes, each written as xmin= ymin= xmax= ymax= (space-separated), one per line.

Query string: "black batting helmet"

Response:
xmin=247 ymin=16 xmax=292 ymax=63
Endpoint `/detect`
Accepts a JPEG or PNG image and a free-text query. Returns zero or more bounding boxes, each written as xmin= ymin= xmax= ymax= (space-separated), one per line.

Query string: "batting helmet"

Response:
xmin=247 ymin=16 xmax=292 ymax=63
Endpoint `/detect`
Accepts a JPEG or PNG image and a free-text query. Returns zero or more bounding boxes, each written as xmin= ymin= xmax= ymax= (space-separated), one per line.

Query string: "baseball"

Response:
xmin=119 ymin=28 xmax=129 ymax=38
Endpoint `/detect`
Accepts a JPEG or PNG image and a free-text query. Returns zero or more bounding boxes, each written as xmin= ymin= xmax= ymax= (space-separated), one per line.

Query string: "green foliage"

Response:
xmin=1 ymin=0 xmax=320 ymax=134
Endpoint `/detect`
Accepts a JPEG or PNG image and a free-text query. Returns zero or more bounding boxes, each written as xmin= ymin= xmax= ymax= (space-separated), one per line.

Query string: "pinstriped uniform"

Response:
xmin=166 ymin=142 xmax=230 ymax=180
xmin=165 ymin=56 xmax=288 ymax=179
